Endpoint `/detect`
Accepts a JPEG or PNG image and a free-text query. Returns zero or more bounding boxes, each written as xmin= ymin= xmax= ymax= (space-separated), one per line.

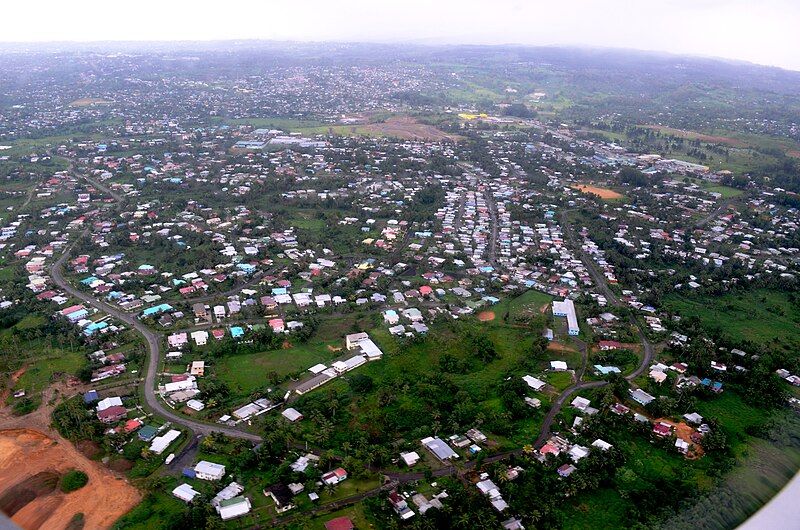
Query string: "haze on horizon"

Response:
xmin=4 ymin=0 xmax=800 ymax=71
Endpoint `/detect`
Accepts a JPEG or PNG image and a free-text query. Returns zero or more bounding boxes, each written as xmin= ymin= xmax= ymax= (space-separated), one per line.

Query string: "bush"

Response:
xmin=60 ymin=470 xmax=89 ymax=493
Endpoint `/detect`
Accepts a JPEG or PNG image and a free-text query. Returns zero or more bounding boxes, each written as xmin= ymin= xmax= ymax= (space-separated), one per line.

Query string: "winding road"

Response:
xmin=53 ymin=171 xmax=262 ymax=442
xmin=46 ymin=168 xmax=660 ymax=525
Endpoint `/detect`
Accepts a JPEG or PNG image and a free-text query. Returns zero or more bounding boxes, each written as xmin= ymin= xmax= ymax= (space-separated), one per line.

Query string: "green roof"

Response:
xmin=219 ymin=496 xmax=247 ymax=507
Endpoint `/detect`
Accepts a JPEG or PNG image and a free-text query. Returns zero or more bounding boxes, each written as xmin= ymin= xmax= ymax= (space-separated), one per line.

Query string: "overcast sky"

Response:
xmin=5 ymin=0 xmax=800 ymax=70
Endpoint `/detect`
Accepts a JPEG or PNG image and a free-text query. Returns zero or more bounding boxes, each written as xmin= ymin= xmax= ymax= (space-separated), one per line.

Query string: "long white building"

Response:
xmin=552 ymin=299 xmax=580 ymax=336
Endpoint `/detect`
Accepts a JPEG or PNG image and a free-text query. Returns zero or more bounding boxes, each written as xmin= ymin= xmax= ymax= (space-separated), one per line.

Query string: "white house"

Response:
xmin=195 ymin=460 xmax=226 ymax=481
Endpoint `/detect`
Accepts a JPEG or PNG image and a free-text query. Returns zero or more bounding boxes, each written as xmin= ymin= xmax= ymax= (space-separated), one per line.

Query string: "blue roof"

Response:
xmin=83 ymin=390 xmax=99 ymax=404
xmin=230 ymin=327 xmax=244 ymax=338
xmin=142 ymin=303 xmax=172 ymax=316
xmin=272 ymin=287 xmax=288 ymax=296
xmin=81 ymin=276 xmax=99 ymax=285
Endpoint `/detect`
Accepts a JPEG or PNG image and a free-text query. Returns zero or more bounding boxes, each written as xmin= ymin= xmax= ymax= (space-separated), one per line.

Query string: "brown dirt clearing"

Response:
xmin=0 ymin=428 xmax=140 ymax=530
xmin=547 ymin=342 xmax=577 ymax=353
xmin=68 ymin=98 xmax=112 ymax=107
xmin=641 ymin=125 xmax=748 ymax=147
xmin=361 ymin=116 xmax=461 ymax=141
xmin=571 ymin=184 xmax=623 ymax=199
xmin=477 ymin=311 xmax=496 ymax=322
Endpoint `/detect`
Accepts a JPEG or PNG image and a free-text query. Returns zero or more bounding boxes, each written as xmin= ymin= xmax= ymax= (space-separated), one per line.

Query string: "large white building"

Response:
xmin=195 ymin=460 xmax=226 ymax=481
xmin=552 ymin=299 xmax=580 ymax=336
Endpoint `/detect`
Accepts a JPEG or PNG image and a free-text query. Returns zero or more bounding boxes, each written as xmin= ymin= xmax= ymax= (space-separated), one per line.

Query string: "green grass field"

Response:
xmin=664 ymin=289 xmax=800 ymax=350
xmin=216 ymin=341 xmax=336 ymax=395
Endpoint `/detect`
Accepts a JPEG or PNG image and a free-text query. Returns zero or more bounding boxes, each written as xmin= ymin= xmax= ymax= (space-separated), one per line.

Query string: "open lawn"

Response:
xmin=217 ymin=341 xmax=335 ymax=395
xmin=14 ymin=349 xmax=85 ymax=394
xmin=664 ymin=289 xmax=800 ymax=351
xmin=493 ymin=289 xmax=552 ymax=322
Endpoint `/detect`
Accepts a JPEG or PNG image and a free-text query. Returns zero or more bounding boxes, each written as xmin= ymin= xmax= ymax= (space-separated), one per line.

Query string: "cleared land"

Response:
xmin=641 ymin=125 xmax=748 ymax=147
xmin=359 ymin=116 xmax=461 ymax=141
xmin=0 ymin=428 xmax=140 ymax=529
xmin=664 ymin=289 xmax=800 ymax=350
xmin=571 ymin=184 xmax=623 ymax=200
xmin=68 ymin=98 xmax=112 ymax=107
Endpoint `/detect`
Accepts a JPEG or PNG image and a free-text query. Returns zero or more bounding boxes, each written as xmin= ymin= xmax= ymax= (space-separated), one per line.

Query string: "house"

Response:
xmin=190 ymin=360 xmax=205 ymax=376
xmin=96 ymin=396 xmax=123 ymax=411
xmin=264 ymin=483 xmax=295 ymax=513
xmin=550 ymin=360 xmax=568 ymax=371
xmin=388 ymin=490 xmax=415 ymax=520
xmin=345 ymin=332 xmax=369 ymax=350
xmin=137 ymin=425 xmax=158 ymax=442
xmin=97 ymin=405 xmax=127 ymax=423
xmin=269 ymin=318 xmax=285 ymax=333
xmin=421 ymin=436 xmax=458 ymax=462
xmin=653 ymin=422 xmax=672 ymax=437
xmin=191 ymin=331 xmax=208 ymax=346
xmin=522 ymin=375 xmax=546 ymax=391
xmin=568 ymin=445 xmax=590 ymax=462
xmin=282 ymin=408 xmax=303 ymax=422
xmin=172 ymin=483 xmax=200 ymax=503
xmin=502 ymin=517 xmax=526 ymax=530
xmin=383 ymin=309 xmax=400 ymax=325
xmin=557 ymin=464 xmax=577 ymax=478
xmin=629 ymin=388 xmax=656 ymax=406
xmin=195 ymin=460 xmax=226 ymax=481
xmin=150 ymin=430 xmax=181 ymax=455
xmin=192 ymin=303 xmax=208 ymax=320
xmin=683 ymin=412 xmax=704 ymax=425
xmin=675 ymin=438 xmax=690 ymax=454
xmin=217 ymin=496 xmax=251 ymax=521
xmin=321 ymin=468 xmax=348 ymax=486
xmin=591 ymin=439 xmax=613 ymax=451
xmin=400 ymin=451 xmax=420 ymax=466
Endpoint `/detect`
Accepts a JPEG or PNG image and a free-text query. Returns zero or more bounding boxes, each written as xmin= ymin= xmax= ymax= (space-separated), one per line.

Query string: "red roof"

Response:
xmin=98 ymin=405 xmax=127 ymax=420
xmin=324 ymin=517 xmax=354 ymax=530
xmin=653 ymin=423 xmax=671 ymax=436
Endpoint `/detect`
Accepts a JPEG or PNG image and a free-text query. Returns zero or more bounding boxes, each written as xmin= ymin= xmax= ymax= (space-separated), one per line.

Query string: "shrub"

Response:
xmin=60 ymin=470 xmax=89 ymax=493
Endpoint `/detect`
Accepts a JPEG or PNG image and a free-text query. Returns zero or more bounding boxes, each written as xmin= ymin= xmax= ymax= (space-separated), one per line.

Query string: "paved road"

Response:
xmin=52 ymin=172 xmax=263 ymax=442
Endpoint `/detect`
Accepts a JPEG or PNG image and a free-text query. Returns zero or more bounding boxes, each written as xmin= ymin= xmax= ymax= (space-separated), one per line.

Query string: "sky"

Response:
xmin=4 ymin=0 xmax=800 ymax=70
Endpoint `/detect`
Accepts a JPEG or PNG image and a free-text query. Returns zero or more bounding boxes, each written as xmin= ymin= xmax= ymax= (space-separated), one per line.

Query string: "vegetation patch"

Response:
xmin=60 ymin=470 xmax=89 ymax=493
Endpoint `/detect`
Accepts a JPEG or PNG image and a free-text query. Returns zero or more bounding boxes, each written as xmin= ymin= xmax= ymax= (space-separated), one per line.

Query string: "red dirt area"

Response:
xmin=641 ymin=125 xmax=748 ymax=147
xmin=477 ymin=311 xmax=496 ymax=322
xmin=0 ymin=365 xmax=28 ymax=402
xmin=656 ymin=418 xmax=704 ymax=459
xmin=788 ymin=150 xmax=800 ymax=159
xmin=282 ymin=340 xmax=293 ymax=349
xmin=362 ymin=116 xmax=462 ymax=141
xmin=571 ymin=184 xmax=623 ymax=200
xmin=0 ymin=428 xmax=141 ymax=530
xmin=547 ymin=341 xmax=576 ymax=353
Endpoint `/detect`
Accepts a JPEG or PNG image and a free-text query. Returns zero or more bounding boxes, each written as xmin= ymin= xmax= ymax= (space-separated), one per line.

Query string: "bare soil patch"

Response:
xmin=362 ymin=116 xmax=461 ymax=141
xmin=68 ymin=98 xmax=112 ymax=107
xmin=0 ymin=428 xmax=140 ymax=530
xmin=75 ymin=440 xmax=101 ymax=459
xmin=477 ymin=311 xmax=496 ymax=322
xmin=0 ymin=471 xmax=60 ymax=515
xmin=641 ymin=125 xmax=747 ymax=147
xmin=788 ymin=150 xmax=800 ymax=159
xmin=1 ymin=365 xmax=27 ymax=403
xmin=547 ymin=342 xmax=577 ymax=353
xmin=571 ymin=184 xmax=623 ymax=200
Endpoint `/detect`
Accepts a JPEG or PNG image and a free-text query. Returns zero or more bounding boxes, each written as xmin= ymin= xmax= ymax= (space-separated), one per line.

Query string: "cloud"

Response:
xmin=2 ymin=0 xmax=799 ymax=70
